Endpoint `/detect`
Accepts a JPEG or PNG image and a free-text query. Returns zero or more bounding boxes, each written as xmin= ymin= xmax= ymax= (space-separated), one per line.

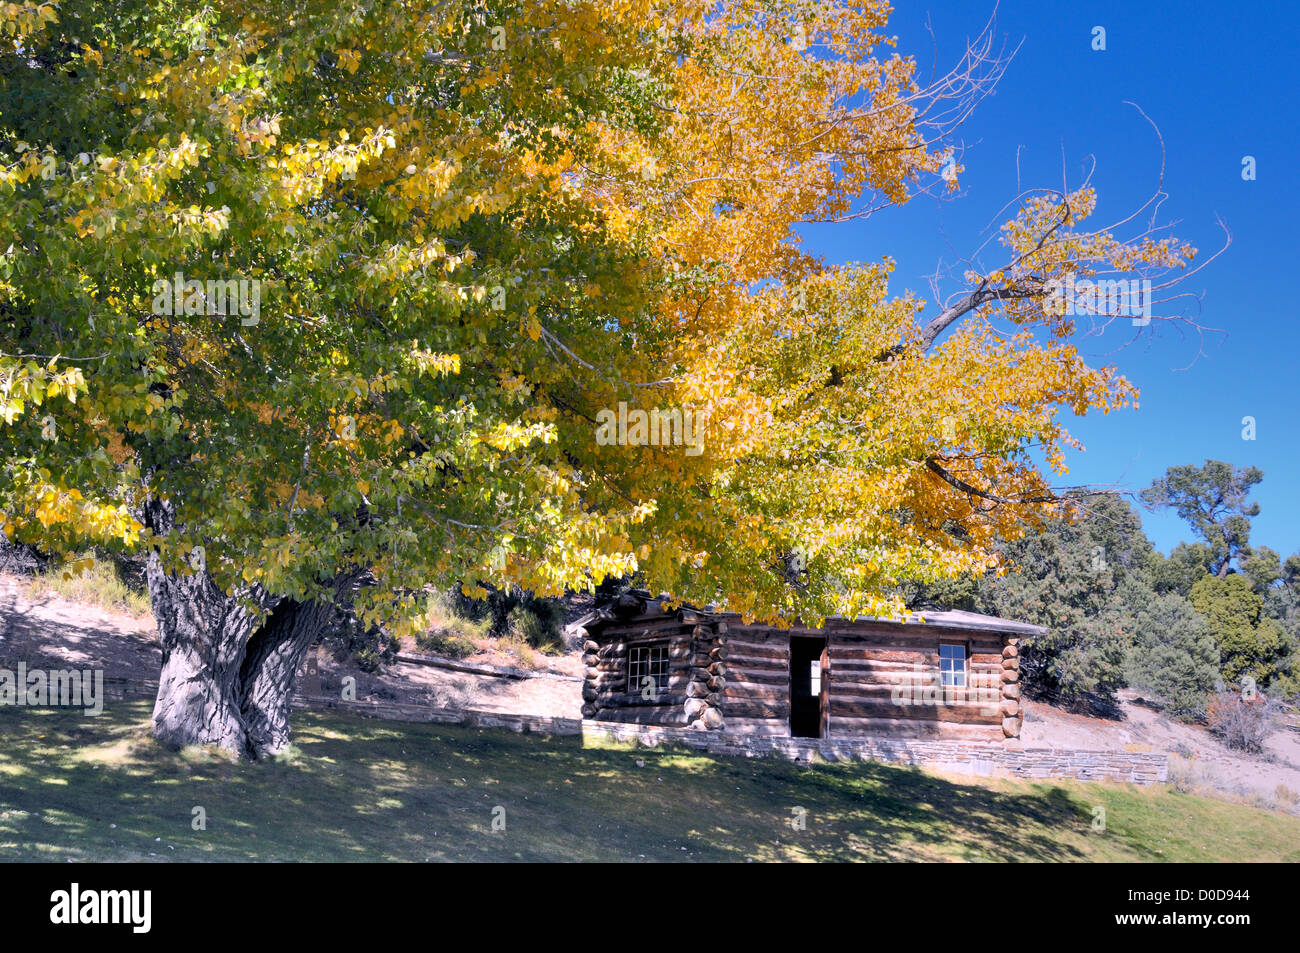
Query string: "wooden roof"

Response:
xmin=568 ymin=592 xmax=1047 ymax=639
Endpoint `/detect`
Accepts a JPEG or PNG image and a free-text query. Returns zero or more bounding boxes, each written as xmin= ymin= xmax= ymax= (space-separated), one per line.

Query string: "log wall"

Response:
xmin=581 ymin=605 xmax=728 ymax=731
xmin=585 ymin=605 xmax=1024 ymax=741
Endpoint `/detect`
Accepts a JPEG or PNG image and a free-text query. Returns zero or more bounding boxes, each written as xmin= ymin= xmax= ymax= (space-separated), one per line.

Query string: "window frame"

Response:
xmin=627 ymin=640 xmax=671 ymax=696
xmin=939 ymin=642 xmax=968 ymax=689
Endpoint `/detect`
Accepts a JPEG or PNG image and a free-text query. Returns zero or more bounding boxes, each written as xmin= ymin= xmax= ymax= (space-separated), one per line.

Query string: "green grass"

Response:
xmin=2 ymin=701 xmax=1297 ymax=862
xmin=26 ymin=555 xmax=151 ymax=617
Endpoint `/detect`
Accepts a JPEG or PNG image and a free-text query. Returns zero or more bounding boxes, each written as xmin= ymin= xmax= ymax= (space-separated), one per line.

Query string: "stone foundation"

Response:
xmin=583 ymin=720 xmax=1168 ymax=784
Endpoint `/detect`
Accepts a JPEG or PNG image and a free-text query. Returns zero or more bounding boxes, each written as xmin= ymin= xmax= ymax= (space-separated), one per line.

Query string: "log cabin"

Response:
xmin=575 ymin=591 xmax=1045 ymax=741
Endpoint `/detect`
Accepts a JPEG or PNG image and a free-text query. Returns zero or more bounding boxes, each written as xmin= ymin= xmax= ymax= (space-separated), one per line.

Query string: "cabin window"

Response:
xmin=627 ymin=642 xmax=670 ymax=696
xmin=939 ymin=643 xmax=967 ymax=687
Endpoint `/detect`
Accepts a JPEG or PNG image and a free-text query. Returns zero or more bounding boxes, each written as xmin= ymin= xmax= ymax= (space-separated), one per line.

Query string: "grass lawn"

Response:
xmin=1 ymin=700 xmax=1297 ymax=862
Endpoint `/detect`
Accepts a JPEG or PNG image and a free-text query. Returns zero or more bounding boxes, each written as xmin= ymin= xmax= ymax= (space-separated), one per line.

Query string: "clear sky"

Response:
xmin=796 ymin=0 xmax=1299 ymax=557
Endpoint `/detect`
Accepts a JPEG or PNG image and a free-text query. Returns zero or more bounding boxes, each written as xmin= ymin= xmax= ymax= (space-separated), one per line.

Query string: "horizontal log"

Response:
xmin=724 ymin=669 xmax=788 ymax=689
xmin=594 ymin=692 xmax=684 ymax=707
xmin=829 ymin=683 xmax=1002 ymax=706
xmin=724 ymin=636 xmax=786 ymax=650
xmin=722 ymin=682 xmax=789 ymax=702
xmin=723 ymin=657 xmax=788 ymax=677
xmin=826 ymin=658 xmax=931 ymax=672
xmin=828 ymin=715 xmax=1002 ymax=740
xmin=828 ymin=630 xmax=1003 ymax=651
xmin=828 ymin=649 xmax=944 ymax=665
xmin=593 ymin=708 xmax=690 ymax=727
xmin=722 ymin=696 xmax=790 ymax=712
xmin=826 ymin=668 xmax=1001 ymax=687
xmin=728 ymin=660 xmax=785 ymax=676
xmin=719 ymin=716 xmax=789 ymax=735
xmin=599 ymin=618 xmax=691 ymax=640
xmin=828 ymin=700 xmax=1001 ymax=725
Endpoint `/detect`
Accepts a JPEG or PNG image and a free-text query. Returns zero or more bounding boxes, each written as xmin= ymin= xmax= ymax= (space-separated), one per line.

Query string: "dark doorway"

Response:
xmin=790 ymin=637 xmax=827 ymax=738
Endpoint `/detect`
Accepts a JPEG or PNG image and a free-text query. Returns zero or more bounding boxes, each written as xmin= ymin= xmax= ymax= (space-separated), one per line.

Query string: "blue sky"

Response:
xmin=797 ymin=0 xmax=1300 ymax=557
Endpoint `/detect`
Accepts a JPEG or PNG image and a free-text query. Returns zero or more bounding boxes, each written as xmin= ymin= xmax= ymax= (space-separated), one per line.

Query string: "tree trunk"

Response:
xmin=147 ymin=552 xmax=271 ymax=758
xmin=240 ymin=598 xmax=340 ymax=757
xmin=146 ymin=544 xmax=362 ymax=759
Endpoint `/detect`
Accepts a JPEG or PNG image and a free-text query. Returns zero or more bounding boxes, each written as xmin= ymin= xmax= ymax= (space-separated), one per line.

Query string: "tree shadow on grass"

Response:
xmin=0 ymin=701 xmax=1113 ymax=862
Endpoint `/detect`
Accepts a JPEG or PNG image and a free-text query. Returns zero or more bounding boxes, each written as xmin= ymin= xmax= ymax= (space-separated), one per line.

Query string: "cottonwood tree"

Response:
xmin=2 ymin=0 xmax=1210 ymax=756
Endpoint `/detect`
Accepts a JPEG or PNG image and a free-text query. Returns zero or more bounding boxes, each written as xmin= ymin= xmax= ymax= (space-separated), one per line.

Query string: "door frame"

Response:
xmin=789 ymin=635 xmax=828 ymax=739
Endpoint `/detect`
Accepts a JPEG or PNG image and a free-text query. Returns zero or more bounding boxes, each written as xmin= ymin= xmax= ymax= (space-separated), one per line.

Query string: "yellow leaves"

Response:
xmin=408 ymin=347 xmax=460 ymax=377
xmin=0 ymin=1 xmax=58 ymax=40
xmin=335 ymin=48 xmax=362 ymax=74
xmin=330 ymin=412 xmax=358 ymax=445
xmin=0 ymin=0 xmax=1199 ymax=634
xmin=14 ymin=476 xmax=140 ymax=544
xmin=498 ymin=373 xmax=530 ymax=398
xmin=477 ymin=420 xmax=556 ymax=452
xmin=0 ymin=360 xmax=86 ymax=426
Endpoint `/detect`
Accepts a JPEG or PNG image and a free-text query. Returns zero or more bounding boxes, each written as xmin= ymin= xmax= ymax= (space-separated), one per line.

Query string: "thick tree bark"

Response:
xmin=147 ymin=552 xmax=270 ymax=757
xmin=148 ymin=561 xmax=359 ymax=759
xmin=239 ymin=598 xmax=340 ymax=757
xmin=141 ymin=493 xmax=366 ymax=759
